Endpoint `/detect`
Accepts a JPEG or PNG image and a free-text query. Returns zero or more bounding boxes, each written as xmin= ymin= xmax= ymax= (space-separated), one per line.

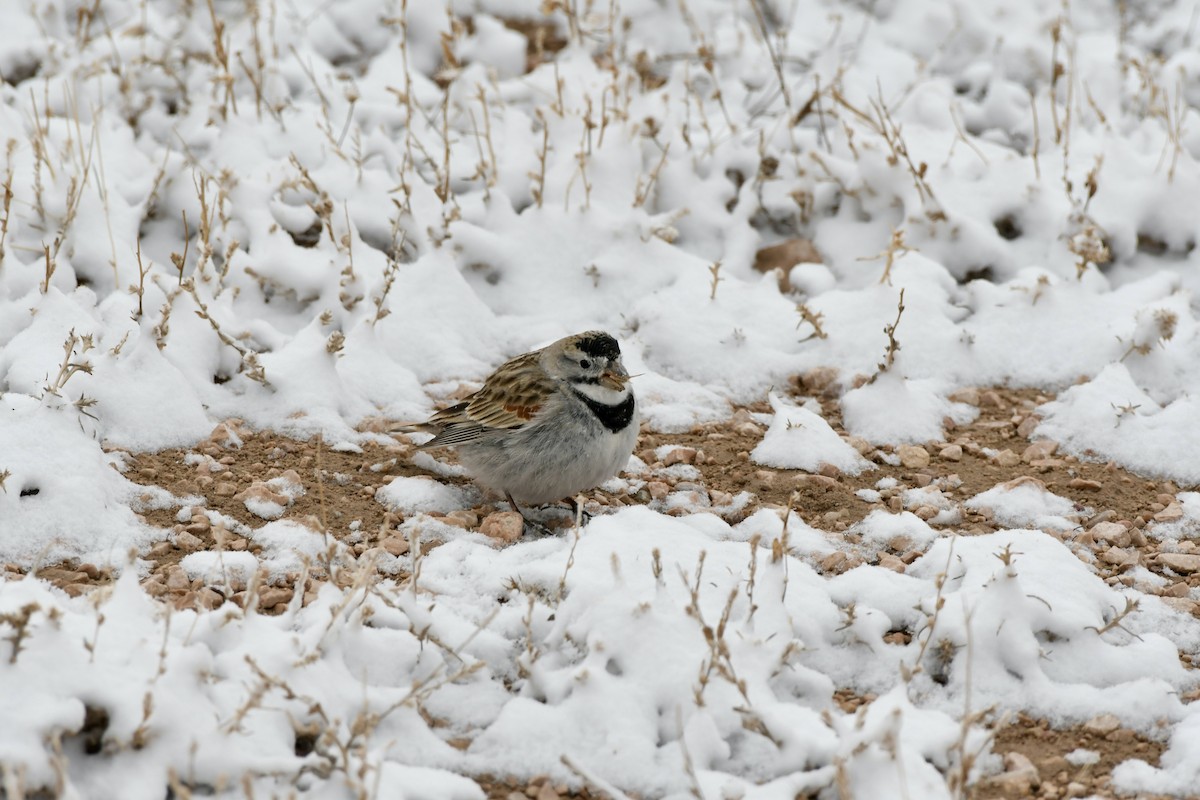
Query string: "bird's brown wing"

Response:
xmin=418 ymin=351 xmax=554 ymax=449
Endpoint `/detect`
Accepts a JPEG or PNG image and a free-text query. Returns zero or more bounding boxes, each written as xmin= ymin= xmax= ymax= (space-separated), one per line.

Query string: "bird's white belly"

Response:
xmin=458 ymin=403 xmax=639 ymax=506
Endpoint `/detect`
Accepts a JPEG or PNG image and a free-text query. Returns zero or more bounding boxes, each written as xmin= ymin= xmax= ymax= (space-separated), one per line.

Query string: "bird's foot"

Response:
xmin=561 ymin=496 xmax=593 ymax=526
xmin=521 ymin=517 xmax=557 ymax=537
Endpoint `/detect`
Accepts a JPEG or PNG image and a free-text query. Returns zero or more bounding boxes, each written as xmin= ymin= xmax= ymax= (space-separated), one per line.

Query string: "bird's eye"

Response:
xmin=579 ymin=359 xmax=591 ymax=369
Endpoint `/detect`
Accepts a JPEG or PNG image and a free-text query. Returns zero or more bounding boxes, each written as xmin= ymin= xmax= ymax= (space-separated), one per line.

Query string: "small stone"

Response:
xmin=165 ymin=567 xmax=191 ymax=593
xmin=799 ymin=366 xmax=840 ymax=396
xmin=174 ymin=531 xmax=205 ymax=552
xmin=897 ymin=445 xmax=930 ymax=469
xmin=379 ymin=535 xmax=411 ymax=557
xmin=663 ymin=447 xmax=698 ymax=466
xmin=1068 ymin=478 xmax=1103 ymax=492
xmin=148 ymin=541 xmax=174 ymax=558
xmin=646 ymin=481 xmax=670 ymax=500
xmin=1128 ymin=526 xmax=1149 ymax=547
xmin=1064 ymin=782 xmax=1087 ymax=799
xmin=535 ymin=783 xmax=559 ymax=800
xmin=798 ymin=474 xmax=839 ymax=491
xmin=818 ymin=462 xmax=841 ymax=479
xmin=1022 ymin=440 xmax=1059 ymax=462
xmin=1163 ymin=581 xmax=1190 ymax=598
xmin=480 ymin=512 xmax=524 ymax=544
xmin=992 ymin=449 xmax=1021 ymax=467
xmin=1082 ymin=713 xmax=1120 ymax=735
xmin=1155 ymin=503 xmax=1185 ymax=522
xmin=1099 ymin=547 xmax=1138 ymax=568
xmin=820 ymin=551 xmax=848 ymax=573
xmin=939 ymin=444 xmax=963 ymax=461
xmin=979 ymin=390 xmax=1004 ymax=408
xmin=948 ymin=387 xmax=980 ymax=406
xmin=258 ymin=587 xmax=293 ymax=608
xmin=1085 ymin=510 xmax=1116 ymax=528
xmin=444 ymin=509 xmax=479 ymax=529
xmin=1090 ymin=522 xmax=1130 ymax=548
xmin=914 ymin=505 xmax=938 ymax=521
xmin=1159 ymin=553 xmax=1200 ymax=574
xmin=63 ymin=583 xmax=90 ymax=598
xmin=1161 ymin=597 xmax=1198 ymax=615
xmin=847 ymin=436 xmax=872 ymax=455
xmin=986 ymin=767 xmax=1037 ymax=796
xmin=214 ymin=481 xmax=238 ymax=496
xmin=878 ymin=554 xmax=906 ymax=573
xmin=1017 ymin=415 xmax=1041 ymax=438
xmin=197 ymin=587 xmax=224 ymax=610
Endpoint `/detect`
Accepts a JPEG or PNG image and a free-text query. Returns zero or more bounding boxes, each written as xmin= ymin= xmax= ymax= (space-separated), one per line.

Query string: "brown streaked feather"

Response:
xmin=418 ymin=350 xmax=556 ymax=449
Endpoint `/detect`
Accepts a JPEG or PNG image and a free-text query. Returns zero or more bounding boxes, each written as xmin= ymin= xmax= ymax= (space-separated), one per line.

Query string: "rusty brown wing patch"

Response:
xmin=463 ymin=351 xmax=554 ymax=430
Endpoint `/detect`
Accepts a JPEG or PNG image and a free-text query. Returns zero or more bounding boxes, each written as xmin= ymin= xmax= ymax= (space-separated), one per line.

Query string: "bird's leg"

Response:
xmin=563 ymin=495 xmax=593 ymax=525
xmin=506 ymin=492 xmax=554 ymax=537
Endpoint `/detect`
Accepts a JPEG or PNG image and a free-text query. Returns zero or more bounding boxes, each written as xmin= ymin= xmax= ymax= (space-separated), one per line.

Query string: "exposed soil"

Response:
xmin=11 ymin=383 xmax=1200 ymax=798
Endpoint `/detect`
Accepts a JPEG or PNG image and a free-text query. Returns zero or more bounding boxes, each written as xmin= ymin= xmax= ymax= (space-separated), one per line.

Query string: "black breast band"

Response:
xmin=572 ymin=391 xmax=635 ymax=433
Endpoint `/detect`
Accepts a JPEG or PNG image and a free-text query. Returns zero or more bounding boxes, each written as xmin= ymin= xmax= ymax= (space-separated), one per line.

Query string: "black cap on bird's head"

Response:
xmin=575 ymin=331 xmax=621 ymax=361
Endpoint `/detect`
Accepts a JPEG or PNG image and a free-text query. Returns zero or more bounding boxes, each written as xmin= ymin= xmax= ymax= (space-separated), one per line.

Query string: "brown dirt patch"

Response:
xmin=975 ymin=712 xmax=1173 ymax=800
xmin=16 ymin=383 xmax=1200 ymax=798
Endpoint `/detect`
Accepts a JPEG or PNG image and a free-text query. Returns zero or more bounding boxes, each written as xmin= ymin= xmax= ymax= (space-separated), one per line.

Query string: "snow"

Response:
xmin=964 ymin=480 xmax=1083 ymax=533
xmin=2 ymin=0 xmax=1200 ymax=795
xmin=377 ymin=476 xmax=472 ymax=515
xmin=751 ymin=393 xmax=870 ymax=473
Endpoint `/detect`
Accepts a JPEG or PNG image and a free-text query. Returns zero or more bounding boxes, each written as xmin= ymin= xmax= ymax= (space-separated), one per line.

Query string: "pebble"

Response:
xmin=174 ymin=531 xmax=205 ymax=552
xmin=197 ymin=587 xmax=224 ymax=610
xmin=979 ymin=389 xmax=1004 ymax=408
xmin=948 ymin=387 xmax=980 ymax=406
xmin=992 ymin=449 xmax=1021 ymax=467
xmin=896 ymin=444 xmax=930 ymax=469
xmin=1163 ymin=581 xmax=1191 ymax=598
xmin=1090 ymin=522 xmax=1130 ymax=547
xmin=846 ymin=436 xmax=872 ymax=455
xmin=165 ymin=567 xmax=191 ymax=593
xmin=986 ymin=755 xmax=1038 ymax=795
xmin=1068 ymin=478 xmax=1103 ymax=491
xmin=1016 ymin=416 xmax=1039 ymax=439
xmin=480 ymin=512 xmax=524 ymax=544
xmin=1099 ymin=547 xmax=1138 ymax=568
xmin=662 ymin=447 xmax=697 ymax=466
xmin=1161 ymin=596 xmax=1198 ymax=615
xmin=1082 ymin=713 xmax=1120 ymax=735
xmin=1154 ymin=503 xmax=1184 ymax=522
xmin=1022 ymin=440 xmax=1059 ymax=462
xmin=258 ymin=586 xmax=293 ymax=608
xmin=646 ymin=481 xmax=670 ymax=500
xmin=820 ymin=551 xmax=848 ymax=573
xmin=798 ymin=474 xmax=839 ymax=491
xmin=1159 ymin=552 xmax=1200 ymax=574
xmin=938 ymin=444 xmax=963 ymax=461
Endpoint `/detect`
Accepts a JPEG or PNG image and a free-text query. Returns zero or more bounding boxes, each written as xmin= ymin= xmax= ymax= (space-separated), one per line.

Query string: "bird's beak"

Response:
xmin=600 ymin=369 xmax=631 ymax=391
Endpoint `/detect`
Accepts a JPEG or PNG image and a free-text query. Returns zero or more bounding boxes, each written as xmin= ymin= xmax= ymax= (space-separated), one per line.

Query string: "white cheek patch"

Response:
xmin=571 ymin=380 xmax=631 ymax=406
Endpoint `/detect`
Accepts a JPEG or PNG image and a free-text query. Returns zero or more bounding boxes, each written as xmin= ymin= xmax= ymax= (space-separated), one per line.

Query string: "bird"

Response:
xmin=402 ymin=331 xmax=638 ymax=527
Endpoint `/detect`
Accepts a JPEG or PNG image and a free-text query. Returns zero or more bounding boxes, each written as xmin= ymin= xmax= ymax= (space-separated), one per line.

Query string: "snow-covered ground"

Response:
xmin=3 ymin=0 xmax=1200 ymax=796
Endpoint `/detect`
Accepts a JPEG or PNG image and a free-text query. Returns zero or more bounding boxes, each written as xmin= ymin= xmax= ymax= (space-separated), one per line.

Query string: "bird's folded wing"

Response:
xmin=418 ymin=353 xmax=555 ymax=449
